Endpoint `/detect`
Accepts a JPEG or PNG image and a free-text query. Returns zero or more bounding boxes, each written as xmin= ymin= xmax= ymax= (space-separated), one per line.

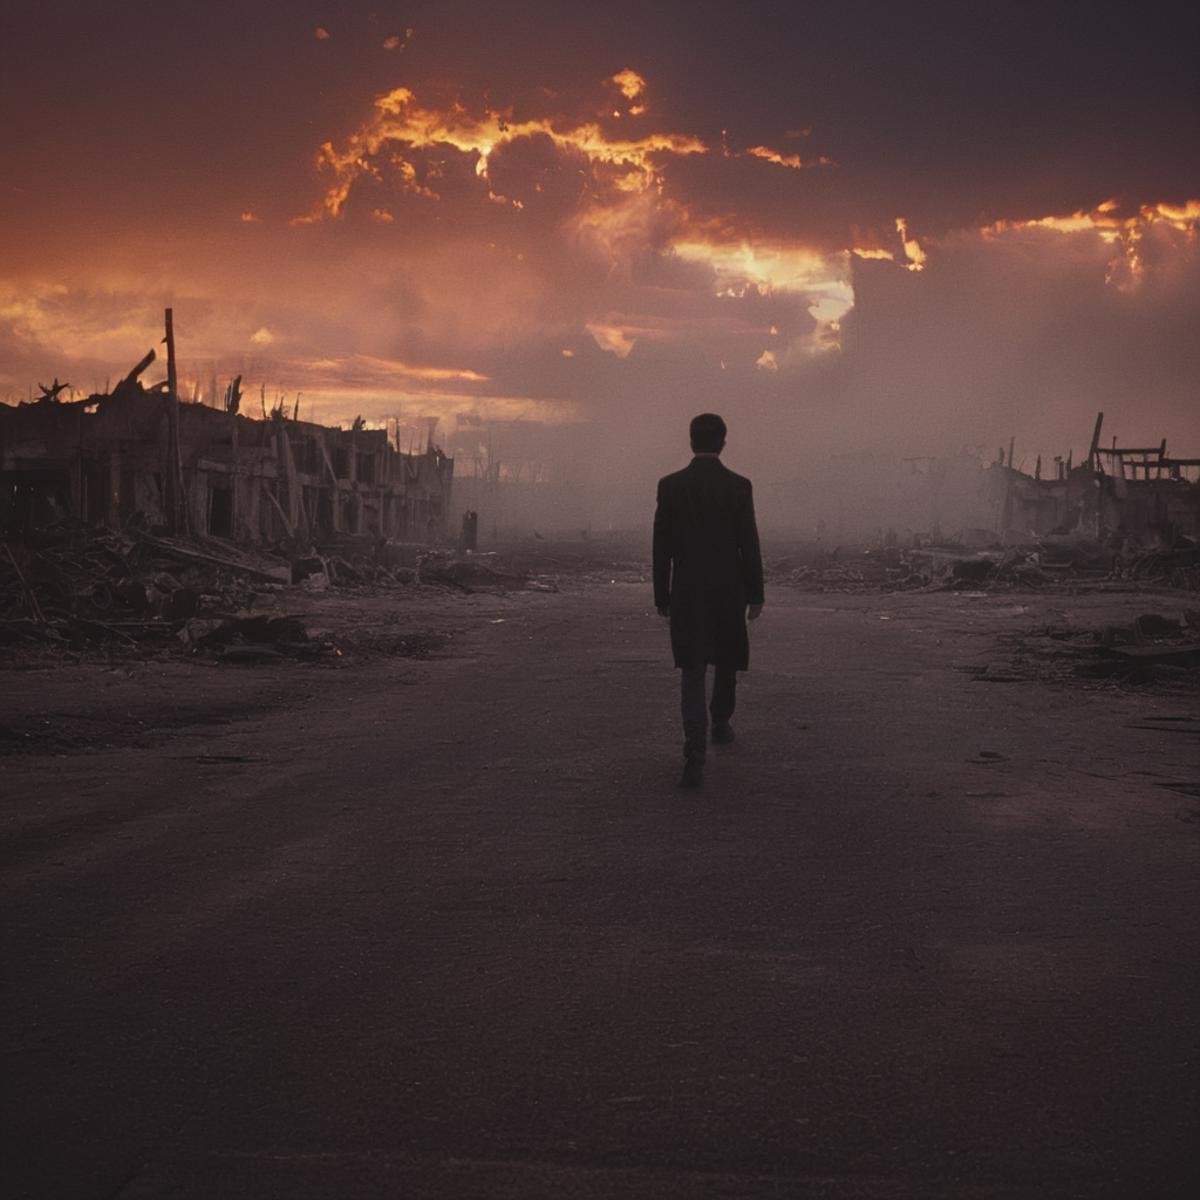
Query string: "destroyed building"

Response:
xmin=787 ymin=413 xmax=1199 ymax=550
xmin=1 ymin=346 xmax=453 ymax=546
xmin=989 ymin=414 xmax=1200 ymax=546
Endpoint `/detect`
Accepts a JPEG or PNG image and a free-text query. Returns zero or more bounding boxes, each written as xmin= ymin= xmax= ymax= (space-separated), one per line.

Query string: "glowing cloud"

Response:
xmin=292 ymin=72 xmax=824 ymax=223
xmin=663 ymin=234 xmax=855 ymax=358
xmin=294 ymin=355 xmax=490 ymax=385
xmin=611 ymin=68 xmax=646 ymax=101
xmin=1152 ymin=199 xmax=1200 ymax=228
xmin=1 ymin=285 xmax=176 ymax=369
xmin=297 ymin=84 xmax=706 ymax=220
xmin=745 ymin=145 xmax=834 ymax=170
xmin=609 ymin=68 xmax=648 ymax=114
xmin=983 ymin=198 xmax=1125 ymax=240
xmin=896 ymin=217 xmax=926 ymax=271
xmin=671 ymin=235 xmax=851 ymax=302
xmin=314 ymin=27 xmax=330 ymax=41
xmin=586 ymin=321 xmax=637 ymax=358
xmin=980 ymin=198 xmax=1200 ymax=289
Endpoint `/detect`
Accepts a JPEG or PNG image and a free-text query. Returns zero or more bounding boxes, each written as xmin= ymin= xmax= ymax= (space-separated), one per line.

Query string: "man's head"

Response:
xmin=689 ymin=412 xmax=727 ymax=455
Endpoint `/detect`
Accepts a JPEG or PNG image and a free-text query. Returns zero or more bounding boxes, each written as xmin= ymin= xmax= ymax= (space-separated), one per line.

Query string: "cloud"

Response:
xmin=290 ymin=71 xmax=838 ymax=225
xmin=894 ymin=218 xmax=925 ymax=271
xmin=980 ymin=198 xmax=1200 ymax=290
xmin=744 ymin=145 xmax=834 ymax=170
xmin=586 ymin=321 xmax=637 ymax=358
xmin=829 ymin=211 xmax=1200 ymax=462
xmin=611 ymin=68 xmax=645 ymax=102
xmin=608 ymin=68 xmax=648 ymax=116
xmin=0 ymin=284 xmax=165 ymax=373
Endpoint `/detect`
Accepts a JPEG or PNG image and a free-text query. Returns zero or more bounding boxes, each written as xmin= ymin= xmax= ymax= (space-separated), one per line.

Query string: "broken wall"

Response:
xmin=1 ymin=391 xmax=454 ymax=546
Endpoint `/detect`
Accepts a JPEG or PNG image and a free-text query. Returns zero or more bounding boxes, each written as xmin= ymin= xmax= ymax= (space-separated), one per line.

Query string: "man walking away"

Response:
xmin=653 ymin=413 xmax=764 ymax=789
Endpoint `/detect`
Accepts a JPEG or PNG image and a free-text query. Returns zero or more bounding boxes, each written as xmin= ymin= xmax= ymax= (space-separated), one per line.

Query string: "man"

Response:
xmin=653 ymin=413 xmax=764 ymax=789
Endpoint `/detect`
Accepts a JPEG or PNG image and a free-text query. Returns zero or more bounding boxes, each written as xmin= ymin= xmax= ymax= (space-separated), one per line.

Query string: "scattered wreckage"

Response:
xmin=768 ymin=540 xmax=1200 ymax=594
xmin=978 ymin=608 xmax=1200 ymax=689
xmin=0 ymin=520 xmax=550 ymax=665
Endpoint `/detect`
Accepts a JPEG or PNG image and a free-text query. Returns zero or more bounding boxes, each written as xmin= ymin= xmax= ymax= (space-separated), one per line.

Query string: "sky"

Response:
xmin=2 ymin=0 xmax=1197 ymax=522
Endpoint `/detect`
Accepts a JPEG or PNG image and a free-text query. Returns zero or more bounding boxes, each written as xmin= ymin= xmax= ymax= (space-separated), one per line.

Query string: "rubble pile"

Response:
xmin=291 ymin=549 xmax=418 ymax=591
xmin=940 ymin=540 xmax=1200 ymax=592
xmin=0 ymin=521 xmax=317 ymax=661
xmin=989 ymin=609 xmax=1200 ymax=688
xmin=0 ymin=523 xmax=525 ymax=666
xmin=902 ymin=547 xmax=1052 ymax=591
xmin=175 ymin=613 xmax=321 ymax=663
xmin=1111 ymin=545 xmax=1200 ymax=590
xmin=766 ymin=546 xmax=1047 ymax=592
xmin=416 ymin=550 xmax=558 ymax=593
xmin=766 ymin=552 xmax=893 ymax=592
xmin=769 ymin=537 xmax=1200 ymax=594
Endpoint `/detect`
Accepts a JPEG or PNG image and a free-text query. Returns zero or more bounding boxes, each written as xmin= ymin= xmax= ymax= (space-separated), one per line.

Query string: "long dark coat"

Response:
xmin=653 ymin=456 xmax=765 ymax=670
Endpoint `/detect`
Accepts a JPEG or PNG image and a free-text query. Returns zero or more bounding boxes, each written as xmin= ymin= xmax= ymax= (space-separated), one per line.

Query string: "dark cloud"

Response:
xmin=486 ymin=133 xmax=593 ymax=218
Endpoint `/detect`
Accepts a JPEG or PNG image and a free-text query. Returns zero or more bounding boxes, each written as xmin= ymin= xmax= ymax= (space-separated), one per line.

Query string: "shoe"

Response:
xmin=678 ymin=757 xmax=704 ymax=789
xmin=711 ymin=722 xmax=735 ymax=745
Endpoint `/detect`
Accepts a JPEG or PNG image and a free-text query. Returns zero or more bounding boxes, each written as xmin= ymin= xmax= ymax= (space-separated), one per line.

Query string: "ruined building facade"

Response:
xmin=1 ymin=390 xmax=453 ymax=544
xmin=989 ymin=427 xmax=1200 ymax=547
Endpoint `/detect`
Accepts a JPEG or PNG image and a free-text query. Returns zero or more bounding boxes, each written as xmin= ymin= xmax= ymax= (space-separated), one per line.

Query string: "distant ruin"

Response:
xmin=778 ymin=414 xmax=1199 ymax=550
xmin=989 ymin=412 xmax=1200 ymax=547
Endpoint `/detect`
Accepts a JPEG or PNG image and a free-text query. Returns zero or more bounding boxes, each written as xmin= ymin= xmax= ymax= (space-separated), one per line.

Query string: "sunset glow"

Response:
xmin=744 ymin=146 xmax=834 ymax=170
xmin=2 ymin=2 xmax=1196 ymax=491
xmin=611 ymin=68 xmax=647 ymax=102
xmin=289 ymin=79 xmax=720 ymax=225
xmin=981 ymin=198 xmax=1200 ymax=289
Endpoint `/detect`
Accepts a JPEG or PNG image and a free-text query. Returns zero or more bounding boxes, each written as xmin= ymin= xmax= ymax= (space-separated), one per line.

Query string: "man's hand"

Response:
xmin=657 ymin=606 xmax=670 ymax=618
xmin=747 ymin=603 xmax=763 ymax=621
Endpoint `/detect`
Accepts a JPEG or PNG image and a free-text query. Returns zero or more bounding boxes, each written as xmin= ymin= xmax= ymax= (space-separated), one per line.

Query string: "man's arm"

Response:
xmin=739 ymin=480 xmax=764 ymax=616
xmin=652 ymin=478 xmax=672 ymax=615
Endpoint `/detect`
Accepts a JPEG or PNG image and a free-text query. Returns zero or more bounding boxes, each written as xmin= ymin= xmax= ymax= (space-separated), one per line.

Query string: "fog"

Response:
xmin=432 ymin=214 xmax=1199 ymax=544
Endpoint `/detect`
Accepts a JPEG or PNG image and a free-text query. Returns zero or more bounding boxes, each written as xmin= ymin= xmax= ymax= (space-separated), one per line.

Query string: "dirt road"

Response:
xmin=3 ymin=580 xmax=1198 ymax=1198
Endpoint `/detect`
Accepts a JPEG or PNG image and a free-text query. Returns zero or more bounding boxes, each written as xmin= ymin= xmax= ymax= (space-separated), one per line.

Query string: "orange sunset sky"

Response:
xmin=2 ymin=0 xmax=1197 ymax=512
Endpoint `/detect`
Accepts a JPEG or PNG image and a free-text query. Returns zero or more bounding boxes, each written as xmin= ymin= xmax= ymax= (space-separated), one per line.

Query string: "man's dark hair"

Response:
xmin=689 ymin=412 xmax=727 ymax=454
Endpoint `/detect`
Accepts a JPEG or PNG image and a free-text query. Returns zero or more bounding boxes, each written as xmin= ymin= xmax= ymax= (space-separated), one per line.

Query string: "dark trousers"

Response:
xmin=680 ymin=663 xmax=737 ymax=760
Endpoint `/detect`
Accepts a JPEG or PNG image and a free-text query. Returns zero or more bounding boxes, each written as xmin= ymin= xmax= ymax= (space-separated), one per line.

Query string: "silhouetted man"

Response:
xmin=653 ymin=413 xmax=764 ymax=789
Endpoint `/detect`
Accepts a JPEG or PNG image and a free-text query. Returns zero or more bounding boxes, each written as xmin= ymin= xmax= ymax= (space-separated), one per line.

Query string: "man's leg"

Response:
xmin=680 ymin=663 xmax=708 ymax=761
xmin=710 ymin=666 xmax=737 ymax=741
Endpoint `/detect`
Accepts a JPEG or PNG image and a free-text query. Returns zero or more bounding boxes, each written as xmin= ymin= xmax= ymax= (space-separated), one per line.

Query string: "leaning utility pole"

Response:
xmin=1087 ymin=411 xmax=1105 ymax=473
xmin=163 ymin=308 xmax=189 ymax=534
